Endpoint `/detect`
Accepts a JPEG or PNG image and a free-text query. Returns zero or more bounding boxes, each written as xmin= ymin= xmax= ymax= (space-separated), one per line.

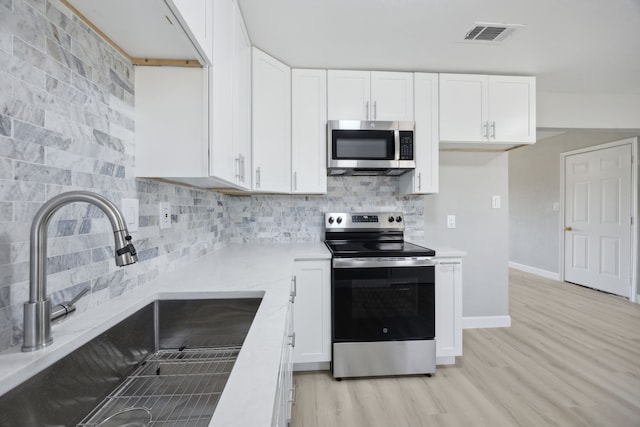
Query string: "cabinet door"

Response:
xmin=232 ymin=0 xmax=252 ymax=188
xmin=327 ymin=70 xmax=371 ymax=120
xmin=293 ymin=260 xmax=331 ymax=365
xmin=439 ymin=73 xmax=489 ymax=142
xmin=370 ymin=71 xmax=414 ymax=121
xmin=135 ymin=66 xmax=208 ymax=177
xmin=435 ymin=259 xmax=463 ymax=364
xmin=170 ymin=0 xmax=213 ymax=64
xmin=399 ymin=73 xmax=438 ymax=195
xmin=488 ymin=76 xmax=536 ymax=143
xmin=252 ymin=48 xmax=291 ymax=193
xmin=210 ymin=0 xmax=235 ymax=183
xmin=292 ymin=69 xmax=327 ymax=194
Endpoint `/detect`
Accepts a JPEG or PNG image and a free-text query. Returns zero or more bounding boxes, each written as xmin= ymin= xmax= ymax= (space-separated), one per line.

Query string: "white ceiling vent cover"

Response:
xmin=464 ymin=23 xmax=523 ymax=43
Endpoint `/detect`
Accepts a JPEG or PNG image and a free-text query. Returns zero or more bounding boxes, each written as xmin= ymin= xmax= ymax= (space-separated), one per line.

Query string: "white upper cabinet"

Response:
xmin=327 ymin=70 xmax=413 ymax=121
xmin=439 ymin=74 xmax=536 ymax=148
xmin=67 ymin=0 xmax=212 ymax=65
xmin=370 ymin=71 xmax=415 ymax=121
xmin=327 ymin=70 xmax=371 ymax=120
xmin=399 ymin=73 xmax=439 ymax=195
xmin=135 ymin=66 xmax=208 ymax=179
xmin=170 ymin=0 xmax=213 ymax=64
xmin=210 ymin=0 xmax=252 ymax=188
xmin=291 ymin=69 xmax=328 ymax=194
xmin=252 ymin=48 xmax=291 ymax=193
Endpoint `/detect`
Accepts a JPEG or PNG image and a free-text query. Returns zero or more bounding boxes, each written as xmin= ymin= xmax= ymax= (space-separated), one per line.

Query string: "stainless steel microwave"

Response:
xmin=327 ymin=120 xmax=415 ymax=176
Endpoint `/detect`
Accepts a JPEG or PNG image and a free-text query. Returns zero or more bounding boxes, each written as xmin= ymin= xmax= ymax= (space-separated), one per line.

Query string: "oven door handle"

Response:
xmin=333 ymin=257 xmax=435 ymax=268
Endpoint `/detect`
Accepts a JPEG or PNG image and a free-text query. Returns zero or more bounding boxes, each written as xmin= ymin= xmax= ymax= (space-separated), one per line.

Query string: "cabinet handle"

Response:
xmin=482 ymin=121 xmax=489 ymax=139
xmin=438 ymin=261 xmax=461 ymax=265
xmin=490 ymin=121 xmax=496 ymax=139
xmin=373 ymin=101 xmax=377 ymax=120
xmin=255 ymin=167 xmax=261 ymax=188
xmin=288 ymin=332 xmax=296 ymax=347
xmin=365 ymin=101 xmax=370 ymax=120
xmin=291 ymin=275 xmax=297 ymax=297
xmin=293 ymin=171 xmax=297 ymax=192
xmin=288 ymin=384 xmax=296 ymax=403
xmin=235 ymin=157 xmax=241 ymax=180
xmin=417 ymin=172 xmax=422 ymax=191
xmin=240 ymin=154 xmax=245 ymax=182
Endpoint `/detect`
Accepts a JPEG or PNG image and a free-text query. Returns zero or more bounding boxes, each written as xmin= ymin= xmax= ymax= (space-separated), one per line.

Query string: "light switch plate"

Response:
xmin=122 ymin=198 xmax=139 ymax=232
xmin=492 ymin=195 xmax=501 ymax=209
xmin=447 ymin=215 xmax=456 ymax=229
xmin=159 ymin=202 xmax=171 ymax=229
xmin=552 ymin=202 xmax=560 ymax=211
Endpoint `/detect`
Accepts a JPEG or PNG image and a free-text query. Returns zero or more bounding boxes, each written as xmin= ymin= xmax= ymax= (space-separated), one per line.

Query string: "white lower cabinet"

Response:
xmin=292 ymin=260 xmax=331 ymax=370
xmin=273 ymin=278 xmax=296 ymax=427
xmin=435 ymin=258 xmax=463 ymax=365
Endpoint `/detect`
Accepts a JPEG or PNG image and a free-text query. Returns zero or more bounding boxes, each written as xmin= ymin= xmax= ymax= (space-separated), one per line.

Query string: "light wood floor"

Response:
xmin=291 ymin=269 xmax=640 ymax=427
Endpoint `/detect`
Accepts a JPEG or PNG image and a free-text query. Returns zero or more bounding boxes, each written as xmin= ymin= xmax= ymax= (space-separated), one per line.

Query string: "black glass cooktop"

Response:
xmin=325 ymin=240 xmax=435 ymax=258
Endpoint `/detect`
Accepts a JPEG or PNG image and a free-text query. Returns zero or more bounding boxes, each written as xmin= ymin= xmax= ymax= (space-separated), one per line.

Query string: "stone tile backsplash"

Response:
xmin=0 ymin=0 xmax=426 ymax=353
xmin=0 ymin=0 xmax=229 ymax=352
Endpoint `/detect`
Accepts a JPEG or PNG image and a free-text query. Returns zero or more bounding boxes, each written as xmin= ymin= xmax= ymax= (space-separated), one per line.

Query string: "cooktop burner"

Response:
xmin=324 ymin=212 xmax=435 ymax=258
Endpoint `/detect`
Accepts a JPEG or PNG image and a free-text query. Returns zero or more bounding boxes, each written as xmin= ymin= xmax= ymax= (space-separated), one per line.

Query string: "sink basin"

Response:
xmin=0 ymin=298 xmax=262 ymax=427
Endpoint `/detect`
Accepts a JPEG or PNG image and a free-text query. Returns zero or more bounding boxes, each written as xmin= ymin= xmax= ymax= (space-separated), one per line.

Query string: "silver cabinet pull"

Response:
xmin=255 ymin=166 xmax=261 ymax=188
xmin=482 ymin=121 xmax=489 ymax=139
xmin=235 ymin=157 xmax=241 ymax=180
xmin=490 ymin=121 xmax=496 ymax=139
xmin=293 ymin=171 xmax=297 ymax=192
xmin=373 ymin=100 xmax=377 ymax=120
xmin=290 ymin=275 xmax=297 ymax=302
xmin=365 ymin=101 xmax=370 ymax=120
xmin=418 ymin=172 xmax=422 ymax=191
xmin=288 ymin=332 xmax=296 ymax=347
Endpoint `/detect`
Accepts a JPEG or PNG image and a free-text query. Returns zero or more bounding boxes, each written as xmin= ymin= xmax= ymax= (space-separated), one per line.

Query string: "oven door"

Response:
xmin=332 ymin=257 xmax=435 ymax=342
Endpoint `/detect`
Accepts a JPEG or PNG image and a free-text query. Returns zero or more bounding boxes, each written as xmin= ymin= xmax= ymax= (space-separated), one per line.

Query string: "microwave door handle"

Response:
xmin=394 ymin=130 xmax=400 ymax=161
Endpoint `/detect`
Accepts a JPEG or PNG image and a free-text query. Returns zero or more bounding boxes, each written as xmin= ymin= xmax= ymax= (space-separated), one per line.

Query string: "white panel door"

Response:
xmin=564 ymin=143 xmax=632 ymax=297
xmin=327 ymin=70 xmax=371 ymax=120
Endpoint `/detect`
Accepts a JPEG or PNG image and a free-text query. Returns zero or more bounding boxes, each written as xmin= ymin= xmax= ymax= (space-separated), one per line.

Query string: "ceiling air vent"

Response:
xmin=464 ymin=23 xmax=522 ymax=43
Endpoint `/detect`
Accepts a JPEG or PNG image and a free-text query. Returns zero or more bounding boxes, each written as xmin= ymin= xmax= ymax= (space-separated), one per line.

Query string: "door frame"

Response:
xmin=559 ymin=137 xmax=638 ymax=302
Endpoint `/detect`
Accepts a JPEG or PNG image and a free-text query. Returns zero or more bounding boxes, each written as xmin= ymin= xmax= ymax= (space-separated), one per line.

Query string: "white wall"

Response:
xmin=538 ymin=92 xmax=640 ymax=130
xmin=424 ymin=152 xmax=509 ymax=319
xmin=509 ymin=131 xmax=640 ymax=275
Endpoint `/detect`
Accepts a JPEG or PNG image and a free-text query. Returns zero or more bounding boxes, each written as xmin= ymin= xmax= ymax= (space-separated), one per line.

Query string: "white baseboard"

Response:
xmin=463 ymin=315 xmax=512 ymax=329
xmin=509 ymin=261 xmax=561 ymax=281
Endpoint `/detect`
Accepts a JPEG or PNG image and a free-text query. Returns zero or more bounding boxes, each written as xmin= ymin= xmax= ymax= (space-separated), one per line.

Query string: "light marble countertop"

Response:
xmin=0 ymin=242 xmax=331 ymax=427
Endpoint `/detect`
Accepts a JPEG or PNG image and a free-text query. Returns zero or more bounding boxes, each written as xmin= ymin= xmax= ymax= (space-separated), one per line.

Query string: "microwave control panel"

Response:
xmin=399 ymin=131 xmax=414 ymax=160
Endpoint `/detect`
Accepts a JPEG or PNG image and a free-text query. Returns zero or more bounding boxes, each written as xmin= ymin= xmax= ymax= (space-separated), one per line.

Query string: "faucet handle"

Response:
xmin=51 ymin=285 xmax=91 ymax=323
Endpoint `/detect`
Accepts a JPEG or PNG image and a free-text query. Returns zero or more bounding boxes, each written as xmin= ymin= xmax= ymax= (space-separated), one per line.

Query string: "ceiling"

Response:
xmin=237 ymin=0 xmax=640 ymax=97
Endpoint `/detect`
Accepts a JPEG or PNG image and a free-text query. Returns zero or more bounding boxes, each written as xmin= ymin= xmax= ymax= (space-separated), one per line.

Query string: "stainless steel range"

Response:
xmin=324 ymin=212 xmax=436 ymax=379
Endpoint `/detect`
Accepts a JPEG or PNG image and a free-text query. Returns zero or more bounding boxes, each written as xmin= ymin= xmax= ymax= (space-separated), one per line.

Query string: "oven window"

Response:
xmin=332 ymin=130 xmax=395 ymax=160
xmin=332 ymin=265 xmax=435 ymax=342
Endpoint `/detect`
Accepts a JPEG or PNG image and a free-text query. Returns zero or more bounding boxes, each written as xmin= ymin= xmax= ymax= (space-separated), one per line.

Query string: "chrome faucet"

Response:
xmin=22 ymin=191 xmax=137 ymax=352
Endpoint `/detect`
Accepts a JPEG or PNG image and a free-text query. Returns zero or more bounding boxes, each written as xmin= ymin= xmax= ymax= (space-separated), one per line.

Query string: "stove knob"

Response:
xmin=336 ymin=216 xmax=343 ymax=224
xmin=396 ymin=216 xmax=402 ymax=223
xmin=388 ymin=216 xmax=395 ymax=223
xmin=328 ymin=216 xmax=334 ymax=224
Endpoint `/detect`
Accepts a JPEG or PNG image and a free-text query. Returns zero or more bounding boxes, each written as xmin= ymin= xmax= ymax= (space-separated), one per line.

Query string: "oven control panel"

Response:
xmin=325 ymin=212 xmax=405 ymax=230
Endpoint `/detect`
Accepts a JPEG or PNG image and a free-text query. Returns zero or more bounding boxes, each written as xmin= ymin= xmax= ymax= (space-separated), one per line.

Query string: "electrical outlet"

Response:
xmin=159 ymin=202 xmax=171 ymax=229
xmin=552 ymin=202 xmax=560 ymax=211
xmin=447 ymin=215 xmax=456 ymax=229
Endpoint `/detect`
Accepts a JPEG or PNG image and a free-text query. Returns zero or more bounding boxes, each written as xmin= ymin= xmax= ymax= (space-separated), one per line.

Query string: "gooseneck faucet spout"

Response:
xmin=22 ymin=191 xmax=137 ymax=352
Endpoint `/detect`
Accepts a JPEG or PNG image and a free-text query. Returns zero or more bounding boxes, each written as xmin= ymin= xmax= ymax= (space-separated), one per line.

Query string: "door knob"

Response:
xmin=564 ymin=226 xmax=572 ymax=231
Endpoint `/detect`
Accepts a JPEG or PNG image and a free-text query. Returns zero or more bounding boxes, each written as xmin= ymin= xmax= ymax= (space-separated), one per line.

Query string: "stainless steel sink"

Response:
xmin=0 ymin=298 xmax=261 ymax=427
